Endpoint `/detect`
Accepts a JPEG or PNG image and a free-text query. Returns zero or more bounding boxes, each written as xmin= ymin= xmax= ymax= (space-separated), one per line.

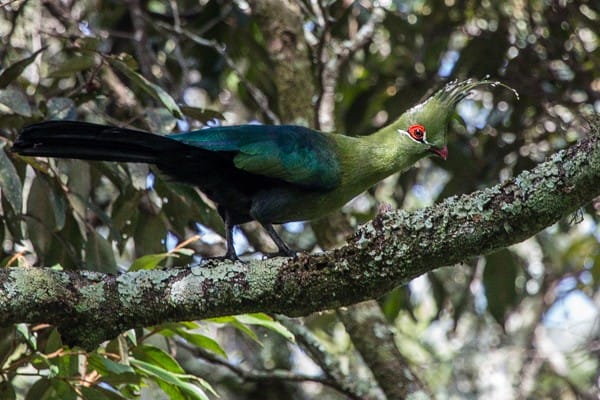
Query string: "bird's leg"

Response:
xmin=200 ymin=208 xmax=240 ymax=263
xmin=222 ymin=221 xmax=239 ymax=261
xmin=261 ymin=223 xmax=296 ymax=257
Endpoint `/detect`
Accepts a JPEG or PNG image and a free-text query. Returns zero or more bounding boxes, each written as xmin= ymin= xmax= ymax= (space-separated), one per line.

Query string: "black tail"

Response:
xmin=12 ymin=121 xmax=184 ymax=164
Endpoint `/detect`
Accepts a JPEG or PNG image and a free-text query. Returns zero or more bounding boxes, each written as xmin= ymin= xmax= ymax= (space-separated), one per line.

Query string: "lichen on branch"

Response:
xmin=0 ymin=120 xmax=598 ymax=349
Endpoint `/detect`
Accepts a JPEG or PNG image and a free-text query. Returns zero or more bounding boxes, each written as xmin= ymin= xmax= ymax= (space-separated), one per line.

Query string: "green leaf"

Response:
xmin=85 ymin=229 xmax=118 ymax=273
xmin=130 ymin=359 xmax=210 ymax=400
xmin=483 ymin=249 xmax=520 ymax=327
xmin=236 ymin=313 xmax=295 ymax=342
xmin=48 ymin=55 xmax=96 ymax=78
xmin=110 ymin=190 xmax=142 ymax=249
xmin=129 ymin=253 xmax=171 ymax=271
xmin=31 ymin=353 xmax=51 ymax=371
xmin=173 ymin=248 xmax=194 ymax=256
xmin=592 ymin=253 xmax=600 ymax=284
xmin=113 ymin=53 xmax=138 ymax=69
xmin=26 ymin=176 xmax=64 ymax=258
xmin=156 ymin=179 xmax=223 ymax=237
xmin=0 ymin=87 xmax=32 ymax=116
xmin=25 ymin=379 xmax=52 ymax=400
xmin=0 ymin=381 xmax=16 ymax=400
xmin=48 ymin=183 xmax=67 ymax=231
xmin=88 ymin=353 xmax=140 ymax=386
xmin=133 ymin=212 xmax=167 ymax=256
xmin=44 ymin=212 xmax=84 ymax=269
xmin=207 ymin=316 xmax=259 ymax=342
xmin=132 ymin=345 xmax=184 ymax=374
xmin=0 ymin=47 xmax=45 ymax=89
xmin=53 ymin=352 xmax=79 ymax=378
xmin=88 ymin=354 xmax=135 ymax=376
xmin=206 ymin=316 xmax=234 ymax=324
xmin=161 ymin=321 xmax=199 ymax=330
xmin=48 ymin=379 xmax=78 ymax=400
xmin=0 ymin=142 xmax=22 ymax=213
xmin=164 ymin=328 xmax=227 ymax=358
xmin=180 ymin=106 xmax=224 ymax=123
xmin=66 ymin=190 xmax=122 ymax=246
xmin=76 ymin=37 xmax=101 ymax=51
xmin=79 ymin=386 xmax=129 ymax=400
xmin=44 ymin=328 xmax=63 ymax=354
xmin=153 ymin=381 xmax=186 ymax=400
xmin=59 ymin=159 xmax=92 ymax=202
xmin=108 ymin=58 xmax=183 ymax=119
xmin=379 ymin=286 xmax=414 ymax=323
xmin=15 ymin=324 xmax=36 ymax=349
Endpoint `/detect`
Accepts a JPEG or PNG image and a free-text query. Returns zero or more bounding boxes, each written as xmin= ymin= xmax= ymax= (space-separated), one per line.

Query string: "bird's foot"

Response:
xmin=199 ymin=249 xmax=243 ymax=265
xmin=262 ymin=248 xmax=298 ymax=259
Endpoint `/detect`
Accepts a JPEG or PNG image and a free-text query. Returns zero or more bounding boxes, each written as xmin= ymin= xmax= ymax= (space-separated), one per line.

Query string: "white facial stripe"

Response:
xmin=397 ymin=128 xmax=430 ymax=145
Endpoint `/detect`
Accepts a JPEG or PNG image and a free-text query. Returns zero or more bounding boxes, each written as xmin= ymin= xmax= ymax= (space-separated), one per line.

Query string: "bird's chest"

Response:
xmin=247 ymin=187 xmax=336 ymax=223
xmin=248 ymin=183 xmax=365 ymax=224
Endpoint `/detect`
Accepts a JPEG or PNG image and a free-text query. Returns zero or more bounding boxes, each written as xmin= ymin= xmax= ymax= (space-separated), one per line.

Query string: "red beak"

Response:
xmin=429 ymin=145 xmax=448 ymax=160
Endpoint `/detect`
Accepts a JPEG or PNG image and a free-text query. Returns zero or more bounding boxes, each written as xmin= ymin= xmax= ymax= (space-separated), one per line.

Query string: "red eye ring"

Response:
xmin=408 ymin=124 xmax=426 ymax=141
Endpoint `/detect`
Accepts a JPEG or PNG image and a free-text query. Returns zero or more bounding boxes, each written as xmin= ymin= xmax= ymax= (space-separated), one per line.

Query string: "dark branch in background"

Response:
xmin=337 ymin=301 xmax=430 ymax=399
xmin=311 ymin=4 xmax=384 ymax=131
xmin=304 ymin=4 xmax=421 ymax=395
xmin=247 ymin=0 xmax=315 ymax=124
xmin=175 ymin=338 xmax=348 ymax=394
xmin=124 ymin=0 xmax=155 ymax=79
xmin=41 ymin=0 xmax=74 ymax=29
xmin=276 ymin=316 xmax=384 ymax=400
xmin=150 ymin=19 xmax=281 ymax=124
xmin=1 ymin=0 xmax=30 ymax=60
xmin=1 ymin=119 xmax=598 ymax=351
xmin=517 ymin=273 xmax=600 ymax=400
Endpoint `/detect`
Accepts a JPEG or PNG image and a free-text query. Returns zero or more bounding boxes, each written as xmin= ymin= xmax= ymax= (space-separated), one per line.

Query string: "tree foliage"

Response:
xmin=0 ymin=0 xmax=598 ymax=399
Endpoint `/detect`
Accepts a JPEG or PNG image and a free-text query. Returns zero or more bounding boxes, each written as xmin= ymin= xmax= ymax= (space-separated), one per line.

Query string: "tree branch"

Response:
xmin=175 ymin=338 xmax=345 ymax=391
xmin=1 ymin=121 xmax=598 ymax=350
xmin=150 ymin=19 xmax=281 ymax=125
xmin=314 ymin=5 xmax=384 ymax=131
xmin=337 ymin=301 xmax=430 ymax=398
xmin=248 ymin=0 xmax=315 ymax=125
xmin=276 ymin=315 xmax=384 ymax=400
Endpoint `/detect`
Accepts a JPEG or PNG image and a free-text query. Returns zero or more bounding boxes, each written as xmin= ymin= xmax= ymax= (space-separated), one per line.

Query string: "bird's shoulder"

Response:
xmin=170 ymin=124 xmax=341 ymax=190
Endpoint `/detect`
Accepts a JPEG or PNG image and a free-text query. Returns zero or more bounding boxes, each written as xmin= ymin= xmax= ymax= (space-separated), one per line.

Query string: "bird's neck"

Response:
xmin=337 ymin=125 xmax=424 ymax=191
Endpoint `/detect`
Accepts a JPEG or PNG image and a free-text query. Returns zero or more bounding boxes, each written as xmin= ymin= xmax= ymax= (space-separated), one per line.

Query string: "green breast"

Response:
xmin=249 ymin=130 xmax=423 ymax=223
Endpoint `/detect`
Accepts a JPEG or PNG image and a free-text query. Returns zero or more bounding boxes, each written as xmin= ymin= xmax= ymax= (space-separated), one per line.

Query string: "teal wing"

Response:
xmin=169 ymin=125 xmax=341 ymax=190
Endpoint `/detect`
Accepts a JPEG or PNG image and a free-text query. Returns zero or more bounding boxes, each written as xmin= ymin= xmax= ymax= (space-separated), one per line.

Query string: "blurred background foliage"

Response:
xmin=0 ymin=0 xmax=598 ymax=398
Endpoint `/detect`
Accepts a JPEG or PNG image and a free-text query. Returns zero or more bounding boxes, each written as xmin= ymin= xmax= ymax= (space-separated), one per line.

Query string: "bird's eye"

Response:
xmin=408 ymin=124 xmax=426 ymax=142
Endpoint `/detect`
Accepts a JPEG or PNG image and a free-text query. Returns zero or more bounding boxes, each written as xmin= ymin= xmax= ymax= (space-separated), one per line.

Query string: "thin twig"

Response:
xmin=124 ymin=0 xmax=155 ymax=79
xmin=168 ymin=0 xmax=181 ymax=33
xmin=150 ymin=18 xmax=281 ymax=124
xmin=0 ymin=0 xmax=30 ymax=60
xmin=275 ymin=315 xmax=385 ymax=400
xmin=337 ymin=8 xmax=385 ymax=64
xmin=313 ymin=4 xmax=384 ymax=131
xmin=175 ymin=338 xmax=341 ymax=388
xmin=337 ymin=301 xmax=431 ymax=398
xmin=0 ymin=0 xmax=23 ymax=8
xmin=311 ymin=0 xmax=332 ymax=130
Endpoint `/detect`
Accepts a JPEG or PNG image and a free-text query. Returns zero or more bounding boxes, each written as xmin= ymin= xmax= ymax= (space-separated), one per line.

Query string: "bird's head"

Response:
xmin=393 ymin=79 xmax=514 ymax=160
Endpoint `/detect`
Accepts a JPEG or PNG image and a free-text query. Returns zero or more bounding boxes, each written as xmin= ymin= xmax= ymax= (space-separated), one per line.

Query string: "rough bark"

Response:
xmin=1 ymin=121 xmax=598 ymax=350
xmin=276 ymin=316 xmax=385 ymax=400
xmin=337 ymin=301 xmax=429 ymax=399
xmin=247 ymin=0 xmax=315 ymax=125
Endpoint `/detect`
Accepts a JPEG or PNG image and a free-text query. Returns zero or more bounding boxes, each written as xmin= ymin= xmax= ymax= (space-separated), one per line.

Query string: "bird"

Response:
xmin=12 ymin=79 xmax=504 ymax=261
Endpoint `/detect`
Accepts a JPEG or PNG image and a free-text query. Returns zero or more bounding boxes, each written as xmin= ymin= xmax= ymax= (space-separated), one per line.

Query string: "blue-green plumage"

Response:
xmin=170 ymin=125 xmax=341 ymax=190
xmin=13 ymin=79 xmax=505 ymax=259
